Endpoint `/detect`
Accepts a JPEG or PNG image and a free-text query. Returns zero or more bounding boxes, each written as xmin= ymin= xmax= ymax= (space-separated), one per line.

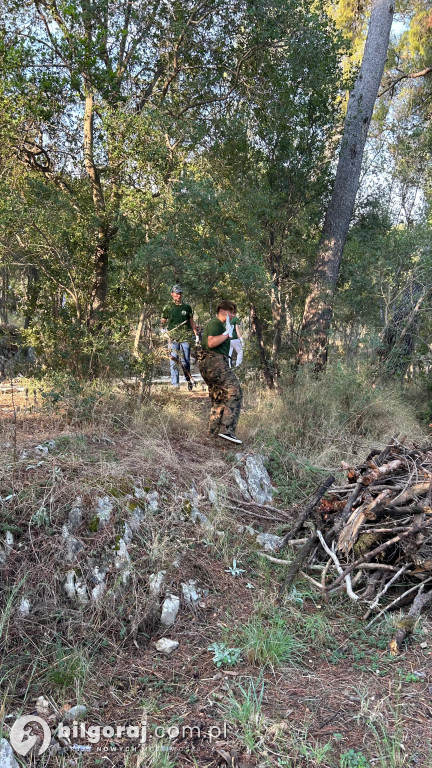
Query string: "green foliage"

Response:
xmin=340 ymin=749 xmax=370 ymax=768
xmin=43 ymin=642 xmax=91 ymax=694
xmin=237 ymin=607 xmax=305 ymax=667
xmin=220 ymin=677 xmax=265 ymax=753
xmin=207 ymin=642 xmax=242 ymax=668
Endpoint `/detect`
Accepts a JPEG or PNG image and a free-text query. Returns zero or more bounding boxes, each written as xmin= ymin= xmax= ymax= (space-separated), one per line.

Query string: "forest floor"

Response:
xmin=1 ymin=376 xmax=432 ymax=768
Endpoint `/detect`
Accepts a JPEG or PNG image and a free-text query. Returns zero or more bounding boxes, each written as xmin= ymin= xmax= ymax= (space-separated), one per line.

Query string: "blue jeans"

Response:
xmin=170 ymin=341 xmax=191 ymax=385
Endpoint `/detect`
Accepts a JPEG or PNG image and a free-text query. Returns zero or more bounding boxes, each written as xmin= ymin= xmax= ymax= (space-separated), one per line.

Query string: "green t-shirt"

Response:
xmin=202 ymin=318 xmax=230 ymax=355
xmin=231 ymin=316 xmax=240 ymax=340
xmin=161 ymin=302 xmax=193 ymax=342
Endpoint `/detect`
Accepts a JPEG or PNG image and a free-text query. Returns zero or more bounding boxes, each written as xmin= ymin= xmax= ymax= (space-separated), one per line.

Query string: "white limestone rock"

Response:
xmin=63 ymin=705 xmax=87 ymax=722
xmin=160 ymin=594 xmax=180 ymax=627
xmin=63 ymin=570 xmax=88 ymax=604
xmin=256 ymin=532 xmax=283 ymax=552
xmin=17 ymin=597 xmax=31 ymax=616
xmin=36 ymin=696 xmax=50 ymax=717
xmin=146 ymin=491 xmax=159 ymax=513
xmin=68 ymin=498 xmax=82 ymax=531
xmin=149 ymin=571 xmax=166 ymax=598
xmin=154 ymin=638 xmax=179 ymax=654
xmin=0 ymin=739 xmax=19 ymax=768
xmin=245 ymin=454 xmax=274 ymax=505
xmin=62 ymin=525 xmax=84 ymax=562
xmin=0 ymin=531 xmax=13 ymax=565
xmin=181 ymin=580 xmax=201 ymax=605
xmin=114 ymin=539 xmax=131 ymax=585
xmin=233 ymin=468 xmax=252 ymax=501
xmin=95 ymin=496 xmax=113 ymax=526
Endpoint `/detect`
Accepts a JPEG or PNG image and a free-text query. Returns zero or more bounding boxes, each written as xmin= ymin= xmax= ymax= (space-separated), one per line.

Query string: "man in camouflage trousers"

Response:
xmin=199 ymin=300 xmax=243 ymax=444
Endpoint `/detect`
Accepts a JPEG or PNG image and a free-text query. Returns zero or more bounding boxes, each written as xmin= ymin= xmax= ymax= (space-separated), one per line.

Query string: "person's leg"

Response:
xmin=201 ymin=354 xmax=242 ymax=436
xmin=234 ymin=339 xmax=243 ymax=367
xmin=219 ymin=366 xmax=243 ymax=435
xmin=180 ymin=342 xmax=191 ymax=380
xmin=199 ymin=356 xmax=225 ymax=435
xmin=169 ymin=342 xmax=180 ymax=385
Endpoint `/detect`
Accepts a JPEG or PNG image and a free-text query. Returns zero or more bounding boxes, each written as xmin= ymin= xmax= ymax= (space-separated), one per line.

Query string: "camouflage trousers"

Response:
xmin=199 ymin=351 xmax=243 ymax=436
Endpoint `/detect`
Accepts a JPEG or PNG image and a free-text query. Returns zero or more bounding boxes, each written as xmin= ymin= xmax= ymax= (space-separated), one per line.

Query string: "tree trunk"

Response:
xmin=379 ymin=282 xmax=430 ymax=376
xmin=0 ymin=266 xmax=8 ymax=324
xmin=250 ymin=303 xmax=274 ymax=389
xmin=269 ymin=251 xmax=283 ymax=368
xmin=83 ymin=85 xmax=115 ymax=328
xmin=297 ymin=0 xmax=394 ymax=370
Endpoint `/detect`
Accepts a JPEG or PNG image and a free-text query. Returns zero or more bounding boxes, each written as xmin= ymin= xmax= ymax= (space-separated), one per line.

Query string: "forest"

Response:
xmin=0 ymin=0 xmax=430 ymax=385
xmin=1 ymin=2 xmax=432 ymax=768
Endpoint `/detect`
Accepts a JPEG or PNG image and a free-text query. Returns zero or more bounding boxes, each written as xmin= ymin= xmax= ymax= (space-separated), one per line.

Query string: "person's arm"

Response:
xmin=207 ymin=332 xmax=229 ymax=348
xmin=189 ymin=313 xmax=198 ymax=336
xmin=235 ymin=323 xmax=242 ymax=340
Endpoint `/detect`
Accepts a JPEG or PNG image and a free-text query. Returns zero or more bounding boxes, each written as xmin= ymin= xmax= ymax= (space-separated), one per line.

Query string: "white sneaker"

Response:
xmin=218 ymin=432 xmax=242 ymax=445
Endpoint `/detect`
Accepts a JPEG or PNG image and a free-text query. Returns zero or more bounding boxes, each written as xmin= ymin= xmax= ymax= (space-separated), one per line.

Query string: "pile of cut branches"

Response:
xmin=277 ymin=439 xmax=432 ymax=652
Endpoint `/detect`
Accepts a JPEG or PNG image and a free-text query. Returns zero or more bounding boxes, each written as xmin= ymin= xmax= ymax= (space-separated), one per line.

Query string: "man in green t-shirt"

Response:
xmin=161 ymin=285 xmax=198 ymax=389
xmin=199 ymin=300 xmax=243 ymax=444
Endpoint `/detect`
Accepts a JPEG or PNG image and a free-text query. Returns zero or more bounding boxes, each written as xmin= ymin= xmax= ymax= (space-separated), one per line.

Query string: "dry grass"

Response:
xmin=1 ymin=371 xmax=431 ymax=767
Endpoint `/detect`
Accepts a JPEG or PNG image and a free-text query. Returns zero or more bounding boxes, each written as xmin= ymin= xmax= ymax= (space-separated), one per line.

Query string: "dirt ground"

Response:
xmin=1 ymin=382 xmax=432 ymax=768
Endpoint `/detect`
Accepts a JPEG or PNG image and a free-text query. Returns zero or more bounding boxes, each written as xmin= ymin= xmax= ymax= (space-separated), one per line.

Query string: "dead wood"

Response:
xmin=389 ymin=587 xmax=432 ymax=654
xmin=280 ymin=474 xmax=335 ymax=547
xmin=268 ymin=440 xmax=432 ymax=640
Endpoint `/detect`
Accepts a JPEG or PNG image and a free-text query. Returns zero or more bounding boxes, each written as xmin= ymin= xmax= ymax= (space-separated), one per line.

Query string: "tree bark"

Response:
xmin=297 ymin=0 xmax=394 ymax=370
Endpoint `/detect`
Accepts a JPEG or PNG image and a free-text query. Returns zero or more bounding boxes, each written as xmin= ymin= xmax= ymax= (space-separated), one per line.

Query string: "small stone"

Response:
xmin=181 ymin=580 xmax=201 ymax=605
xmin=17 ymin=597 xmax=31 ymax=616
xmin=63 ymin=571 xmax=88 ymax=604
xmin=62 ymin=526 xmax=85 ymax=562
xmin=208 ymin=488 xmax=219 ymax=506
xmin=68 ymin=499 xmax=82 ymax=531
xmin=190 ymin=509 xmax=214 ymax=531
xmin=75 ymin=579 xmax=89 ymax=605
xmin=63 ymin=705 xmax=87 ymax=723
xmin=123 ymin=522 xmax=133 ymax=546
xmin=420 ymin=642 xmax=428 ymax=649
xmin=237 ymin=524 xmax=256 ymax=536
xmin=36 ymin=696 xmax=50 ymax=717
xmin=154 ymin=638 xmax=179 ymax=654
xmin=160 ymin=594 xmax=180 ymax=627
xmin=91 ymin=583 xmax=105 ymax=603
xmin=0 ymin=738 xmax=19 ymax=768
xmin=149 ymin=571 xmax=166 ymax=597
xmin=91 ymin=564 xmax=107 ymax=602
xmin=64 ymin=570 xmax=77 ymax=600
xmin=0 ymin=531 xmax=13 ymax=565
xmin=95 ymin=496 xmax=113 ymax=525
xmin=256 ymin=532 xmax=283 ymax=552
xmin=35 ymin=444 xmax=49 ymax=457
xmin=146 ymin=491 xmax=159 ymax=512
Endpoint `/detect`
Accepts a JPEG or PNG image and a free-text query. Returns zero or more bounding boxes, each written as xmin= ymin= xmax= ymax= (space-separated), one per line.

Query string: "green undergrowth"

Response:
xmin=241 ymin=364 xmax=428 ymax=505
